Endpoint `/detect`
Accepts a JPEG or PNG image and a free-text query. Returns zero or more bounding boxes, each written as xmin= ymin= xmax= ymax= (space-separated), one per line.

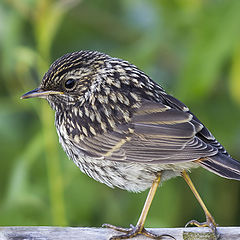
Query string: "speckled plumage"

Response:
xmin=22 ymin=50 xmax=240 ymax=239
xmin=22 ymin=50 xmax=239 ymax=193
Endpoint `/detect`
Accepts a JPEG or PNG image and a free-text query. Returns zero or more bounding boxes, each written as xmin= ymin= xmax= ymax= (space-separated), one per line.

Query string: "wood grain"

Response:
xmin=0 ymin=226 xmax=239 ymax=240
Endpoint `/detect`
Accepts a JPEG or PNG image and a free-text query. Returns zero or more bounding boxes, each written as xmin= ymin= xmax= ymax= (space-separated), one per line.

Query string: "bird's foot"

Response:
xmin=185 ymin=216 xmax=220 ymax=239
xmin=103 ymin=223 xmax=175 ymax=240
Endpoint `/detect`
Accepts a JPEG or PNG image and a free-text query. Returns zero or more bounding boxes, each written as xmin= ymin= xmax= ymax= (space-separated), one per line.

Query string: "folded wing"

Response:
xmin=70 ymin=100 xmax=218 ymax=163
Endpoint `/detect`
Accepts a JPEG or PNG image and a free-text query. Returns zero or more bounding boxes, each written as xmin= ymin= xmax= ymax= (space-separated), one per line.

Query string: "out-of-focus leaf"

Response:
xmin=3 ymin=133 xmax=43 ymax=208
xmin=177 ymin=1 xmax=240 ymax=101
xmin=0 ymin=6 xmax=23 ymax=76
xmin=230 ymin=46 xmax=240 ymax=106
xmin=34 ymin=0 xmax=82 ymax=66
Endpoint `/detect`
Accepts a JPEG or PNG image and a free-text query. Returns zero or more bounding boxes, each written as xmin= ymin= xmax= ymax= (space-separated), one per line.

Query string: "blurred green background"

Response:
xmin=0 ymin=0 xmax=240 ymax=229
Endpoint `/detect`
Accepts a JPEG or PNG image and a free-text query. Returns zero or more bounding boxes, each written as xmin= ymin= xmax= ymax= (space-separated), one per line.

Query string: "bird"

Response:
xmin=21 ymin=50 xmax=240 ymax=240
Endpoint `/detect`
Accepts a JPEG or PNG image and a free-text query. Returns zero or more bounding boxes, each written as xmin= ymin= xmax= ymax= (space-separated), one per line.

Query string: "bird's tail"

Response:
xmin=199 ymin=153 xmax=240 ymax=180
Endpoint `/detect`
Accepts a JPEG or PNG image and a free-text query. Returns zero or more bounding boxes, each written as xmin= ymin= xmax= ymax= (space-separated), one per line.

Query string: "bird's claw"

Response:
xmin=185 ymin=218 xmax=220 ymax=239
xmin=103 ymin=223 xmax=175 ymax=240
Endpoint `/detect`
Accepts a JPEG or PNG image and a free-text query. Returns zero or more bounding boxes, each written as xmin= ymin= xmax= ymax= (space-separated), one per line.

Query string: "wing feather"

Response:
xmin=68 ymin=99 xmax=218 ymax=164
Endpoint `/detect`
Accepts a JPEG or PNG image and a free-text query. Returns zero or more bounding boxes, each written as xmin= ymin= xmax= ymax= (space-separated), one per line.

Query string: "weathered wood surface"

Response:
xmin=0 ymin=226 xmax=239 ymax=240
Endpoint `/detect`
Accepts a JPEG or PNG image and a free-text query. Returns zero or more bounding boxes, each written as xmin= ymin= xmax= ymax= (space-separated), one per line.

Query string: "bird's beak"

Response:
xmin=21 ymin=87 xmax=64 ymax=99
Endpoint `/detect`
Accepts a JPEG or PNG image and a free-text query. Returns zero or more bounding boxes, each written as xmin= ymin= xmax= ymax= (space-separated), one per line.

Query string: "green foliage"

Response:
xmin=0 ymin=0 xmax=239 ymax=228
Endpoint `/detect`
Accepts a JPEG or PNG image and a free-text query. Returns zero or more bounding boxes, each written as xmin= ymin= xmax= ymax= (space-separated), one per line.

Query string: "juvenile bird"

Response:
xmin=22 ymin=51 xmax=240 ymax=239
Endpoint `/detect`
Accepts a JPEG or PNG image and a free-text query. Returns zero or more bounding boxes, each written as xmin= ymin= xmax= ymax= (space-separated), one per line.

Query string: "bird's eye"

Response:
xmin=64 ymin=78 xmax=76 ymax=90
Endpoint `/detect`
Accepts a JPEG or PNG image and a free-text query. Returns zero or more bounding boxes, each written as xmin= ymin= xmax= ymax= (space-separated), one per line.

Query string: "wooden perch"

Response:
xmin=0 ymin=226 xmax=239 ymax=240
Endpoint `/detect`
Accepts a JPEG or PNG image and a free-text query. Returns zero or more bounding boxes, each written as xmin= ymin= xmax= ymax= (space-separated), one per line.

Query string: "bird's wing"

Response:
xmin=162 ymin=93 xmax=229 ymax=156
xmin=70 ymin=99 xmax=217 ymax=163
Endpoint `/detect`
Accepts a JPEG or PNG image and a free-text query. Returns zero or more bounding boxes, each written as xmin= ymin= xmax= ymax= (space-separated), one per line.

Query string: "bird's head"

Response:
xmin=21 ymin=50 xmax=163 ymax=116
xmin=22 ymin=51 xmax=113 ymax=109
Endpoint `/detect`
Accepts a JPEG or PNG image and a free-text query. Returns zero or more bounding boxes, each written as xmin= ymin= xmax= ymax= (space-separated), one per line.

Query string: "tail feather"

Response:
xmin=200 ymin=154 xmax=240 ymax=180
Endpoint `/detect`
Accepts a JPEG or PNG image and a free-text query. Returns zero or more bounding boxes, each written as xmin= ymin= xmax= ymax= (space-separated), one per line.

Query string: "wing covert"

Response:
xmin=68 ymin=100 xmax=217 ymax=164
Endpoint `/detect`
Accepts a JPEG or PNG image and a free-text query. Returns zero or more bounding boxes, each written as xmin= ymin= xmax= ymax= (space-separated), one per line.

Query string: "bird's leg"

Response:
xmin=181 ymin=170 xmax=218 ymax=235
xmin=103 ymin=173 xmax=174 ymax=240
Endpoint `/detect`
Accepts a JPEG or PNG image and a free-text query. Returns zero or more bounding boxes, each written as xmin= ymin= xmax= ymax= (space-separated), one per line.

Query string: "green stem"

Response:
xmin=41 ymin=102 xmax=67 ymax=226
